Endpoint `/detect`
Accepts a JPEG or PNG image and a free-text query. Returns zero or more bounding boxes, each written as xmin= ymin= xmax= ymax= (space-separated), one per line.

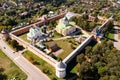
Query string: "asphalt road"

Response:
xmin=0 ymin=34 xmax=50 ymax=80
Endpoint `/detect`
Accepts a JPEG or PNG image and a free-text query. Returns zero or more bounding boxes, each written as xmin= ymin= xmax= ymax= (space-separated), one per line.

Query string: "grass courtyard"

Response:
xmin=0 ymin=49 xmax=27 ymax=80
xmin=23 ymin=50 xmax=65 ymax=80
xmin=18 ymin=32 xmax=30 ymax=43
xmin=107 ymin=33 xmax=114 ymax=40
xmin=19 ymin=32 xmax=80 ymax=60
xmin=45 ymin=38 xmax=80 ymax=60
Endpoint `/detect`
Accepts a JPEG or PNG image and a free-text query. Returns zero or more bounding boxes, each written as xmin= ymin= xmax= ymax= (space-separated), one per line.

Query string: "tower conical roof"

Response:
xmin=56 ymin=61 xmax=66 ymax=68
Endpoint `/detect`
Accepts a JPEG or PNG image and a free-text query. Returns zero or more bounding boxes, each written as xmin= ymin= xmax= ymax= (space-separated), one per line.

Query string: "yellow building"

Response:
xmin=56 ymin=17 xmax=76 ymax=36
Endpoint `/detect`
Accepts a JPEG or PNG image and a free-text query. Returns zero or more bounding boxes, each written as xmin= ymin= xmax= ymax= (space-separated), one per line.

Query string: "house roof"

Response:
xmin=49 ymin=11 xmax=54 ymax=14
xmin=37 ymin=44 xmax=46 ymax=49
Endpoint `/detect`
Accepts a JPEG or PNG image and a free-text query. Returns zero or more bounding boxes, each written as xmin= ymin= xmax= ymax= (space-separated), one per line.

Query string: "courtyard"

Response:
xmin=18 ymin=31 xmax=82 ymax=60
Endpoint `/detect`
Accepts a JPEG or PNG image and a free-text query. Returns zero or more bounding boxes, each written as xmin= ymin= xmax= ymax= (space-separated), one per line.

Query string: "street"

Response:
xmin=0 ymin=34 xmax=50 ymax=80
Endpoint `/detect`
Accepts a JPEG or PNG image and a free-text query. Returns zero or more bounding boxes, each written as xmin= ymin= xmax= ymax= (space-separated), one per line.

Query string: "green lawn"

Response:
xmin=71 ymin=63 xmax=79 ymax=73
xmin=0 ymin=49 xmax=27 ymax=80
xmin=45 ymin=38 xmax=79 ymax=60
xmin=107 ymin=33 xmax=114 ymax=40
xmin=53 ymin=31 xmax=63 ymax=38
xmin=23 ymin=50 xmax=64 ymax=80
xmin=18 ymin=33 xmax=30 ymax=43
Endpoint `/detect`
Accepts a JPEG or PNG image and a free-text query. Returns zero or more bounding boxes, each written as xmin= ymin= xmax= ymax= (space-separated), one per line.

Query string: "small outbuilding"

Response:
xmin=49 ymin=43 xmax=59 ymax=52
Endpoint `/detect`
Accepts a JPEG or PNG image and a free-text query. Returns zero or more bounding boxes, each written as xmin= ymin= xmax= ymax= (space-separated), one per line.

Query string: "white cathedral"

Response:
xmin=27 ymin=26 xmax=43 ymax=41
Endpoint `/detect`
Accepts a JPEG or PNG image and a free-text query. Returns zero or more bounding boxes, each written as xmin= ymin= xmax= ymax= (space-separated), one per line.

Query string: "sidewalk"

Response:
xmin=114 ymin=26 xmax=120 ymax=50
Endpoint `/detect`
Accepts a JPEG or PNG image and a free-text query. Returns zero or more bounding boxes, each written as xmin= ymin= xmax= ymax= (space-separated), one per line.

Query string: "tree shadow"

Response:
xmin=32 ymin=61 xmax=40 ymax=65
xmin=0 ymin=74 xmax=7 ymax=80
xmin=0 ymin=68 xmax=7 ymax=80
xmin=114 ymin=24 xmax=120 ymax=27
xmin=104 ymin=36 xmax=118 ymax=42
xmin=66 ymin=57 xmax=78 ymax=72
xmin=0 ymin=68 xmax=4 ymax=72
xmin=65 ymin=73 xmax=78 ymax=80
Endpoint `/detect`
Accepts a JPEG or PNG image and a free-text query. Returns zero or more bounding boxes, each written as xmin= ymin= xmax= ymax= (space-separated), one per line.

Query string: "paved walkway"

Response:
xmin=52 ymin=26 xmax=90 ymax=41
xmin=0 ymin=34 xmax=50 ymax=80
xmin=114 ymin=26 xmax=120 ymax=50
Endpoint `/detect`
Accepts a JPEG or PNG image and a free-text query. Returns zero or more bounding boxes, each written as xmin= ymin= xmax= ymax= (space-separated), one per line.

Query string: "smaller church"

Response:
xmin=56 ymin=16 xmax=76 ymax=36
xmin=27 ymin=26 xmax=43 ymax=41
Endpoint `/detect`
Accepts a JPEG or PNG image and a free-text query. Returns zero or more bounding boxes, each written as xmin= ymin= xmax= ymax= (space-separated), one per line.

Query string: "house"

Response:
xmin=65 ymin=12 xmax=79 ymax=20
xmin=36 ymin=43 xmax=46 ymax=50
xmin=48 ymin=11 xmax=55 ymax=17
xmin=19 ymin=11 xmax=28 ymax=16
xmin=49 ymin=43 xmax=59 ymax=52
xmin=27 ymin=26 xmax=43 ymax=41
xmin=56 ymin=16 xmax=76 ymax=36
xmin=2 ymin=1 xmax=17 ymax=9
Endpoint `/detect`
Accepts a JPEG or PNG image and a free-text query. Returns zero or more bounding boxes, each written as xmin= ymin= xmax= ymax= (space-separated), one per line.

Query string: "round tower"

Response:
xmin=1 ymin=29 xmax=9 ymax=40
xmin=56 ymin=61 xmax=67 ymax=78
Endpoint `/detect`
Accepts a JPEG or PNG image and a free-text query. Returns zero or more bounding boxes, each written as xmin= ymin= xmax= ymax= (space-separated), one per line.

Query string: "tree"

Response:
xmin=98 ymin=66 xmax=108 ymax=76
xmin=107 ymin=40 xmax=113 ymax=49
xmin=0 ymin=68 xmax=7 ymax=80
xmin=78 ymin=61 xmax=99 ymax=80
xmin=85 ymin=46 xmax=92 ymax=55
xmin=76 ymin=54 xmax=85 ymax=64
xmin=109 ymin=75 xmax=119 ymax=80
xmin=115 ymin=12 xmax=120 ymax=22
xmin=102 ymin=20 xmax=113 ymax=34
xmin=11 ymin=40 xmax=19 ymax=48
xmin=82 ymin=14 xmax=89 ymax=20
xmin=99 ymin=75 xmax=109 ymax=80
xmin=93 ymin=44 xmax=102 ymax=55
xmin=88 ymin=22 xmax=96 ymax=31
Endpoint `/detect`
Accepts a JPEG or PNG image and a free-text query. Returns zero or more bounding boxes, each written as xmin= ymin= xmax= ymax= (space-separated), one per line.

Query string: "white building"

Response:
xmin=27 ymin=26 xmax=43 ymax=41
xmin=56 ymin=61 xmax=67 ymax=78
xmin=1 ymin=29 xmax=9 ymax=40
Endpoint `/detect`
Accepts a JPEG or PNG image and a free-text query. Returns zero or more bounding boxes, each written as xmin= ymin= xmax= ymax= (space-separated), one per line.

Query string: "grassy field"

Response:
xmin=107 ymin=32 xmax=114 ymax=40
xmin=18 ymin=30 xmax=79 ymax=60
xmin=0 ymin=49 xmax=27 ymax=80
xmin=71 ymin=63 xmax=79 ymax=73
xmin=45 ymin=38 xmax=79 ymax=60
xmin=23 ymin=50 xmax=64 ymax=80
xmin=18 ymin=33 xmax=30 ymax=43
xmin=53 ymin=31 xmax=63 ymax=38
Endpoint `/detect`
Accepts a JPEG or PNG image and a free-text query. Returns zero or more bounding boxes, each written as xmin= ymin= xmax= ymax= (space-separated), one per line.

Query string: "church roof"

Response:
xmin=56 ymin=61 xmax=66 ymax=68
xmin=65 ymin=12 xmax=79 ymax=20
xmin=56 ymin=21 xmax=75 ymax=30
xmin=1 ymin=29 xmax=8 ymax=34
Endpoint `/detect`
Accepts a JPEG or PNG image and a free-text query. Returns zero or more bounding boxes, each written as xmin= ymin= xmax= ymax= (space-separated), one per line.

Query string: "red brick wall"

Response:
xmin=12 ymin=13 xmax=66 ymax=36
xmin=9 ymin=33 xmax=57 ymax=67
